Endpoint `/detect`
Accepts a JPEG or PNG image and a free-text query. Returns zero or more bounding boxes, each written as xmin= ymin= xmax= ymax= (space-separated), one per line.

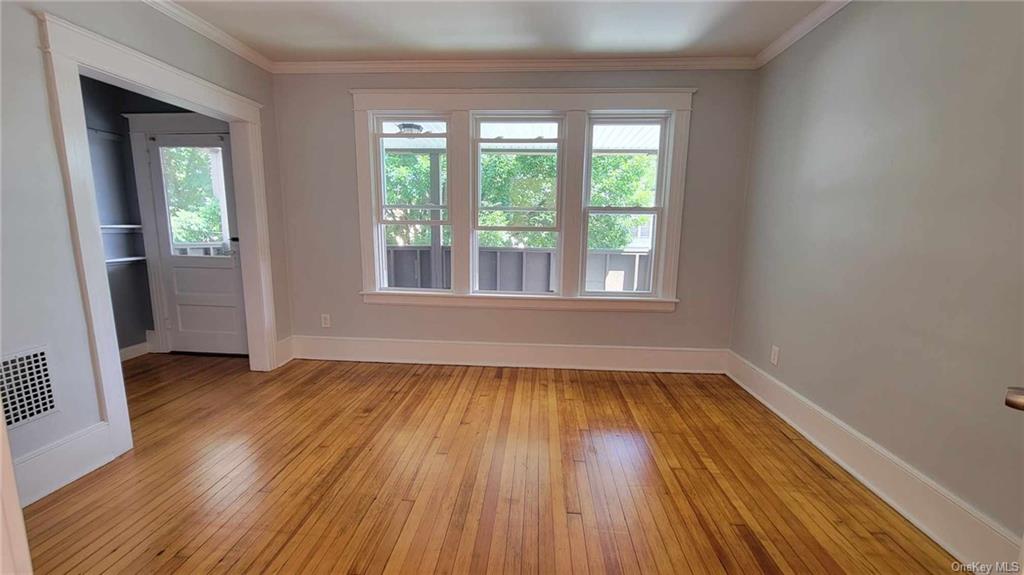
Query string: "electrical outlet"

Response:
xmin=770 ymin=345 xmax=780 ymax=366
xmin=320 ymin=314 xmax=331 ymax=328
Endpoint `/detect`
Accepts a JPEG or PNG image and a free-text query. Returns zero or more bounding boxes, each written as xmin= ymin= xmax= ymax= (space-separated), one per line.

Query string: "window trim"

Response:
xmin=352 ymin=89 xmax=694 ymax=312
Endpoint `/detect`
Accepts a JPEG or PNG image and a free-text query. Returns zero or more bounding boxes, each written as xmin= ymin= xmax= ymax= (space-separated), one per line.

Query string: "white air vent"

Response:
xmin=2 ymin=347 xmax=56 ymax=428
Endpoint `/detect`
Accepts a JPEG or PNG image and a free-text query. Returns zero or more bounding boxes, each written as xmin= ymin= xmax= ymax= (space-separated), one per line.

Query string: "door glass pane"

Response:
xmin=476 ymin=231 xmax=558 ymax=293
xmin=589 ymin=124 xmax=660 ymax=208
xmin=159 ymin=146 xmax=231 ymax=257
xmin=585 ymin=213 xmax=654 ymax=293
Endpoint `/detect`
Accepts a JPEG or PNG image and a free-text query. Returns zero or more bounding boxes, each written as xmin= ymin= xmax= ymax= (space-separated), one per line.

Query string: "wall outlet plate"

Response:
xmin=770 ymin=345 xmax=780 ymax=366
xmin=320 ymin=314 xmax=331 ymax=328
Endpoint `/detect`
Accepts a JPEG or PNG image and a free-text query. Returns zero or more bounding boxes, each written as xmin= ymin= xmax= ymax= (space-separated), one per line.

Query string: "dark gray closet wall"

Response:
xmin=80 ymin=77 xmax=184 ymax=349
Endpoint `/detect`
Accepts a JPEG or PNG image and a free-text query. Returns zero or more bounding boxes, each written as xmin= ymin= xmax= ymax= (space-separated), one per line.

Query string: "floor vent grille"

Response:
xmin=2 ymin=348 xmax=56 ymax=427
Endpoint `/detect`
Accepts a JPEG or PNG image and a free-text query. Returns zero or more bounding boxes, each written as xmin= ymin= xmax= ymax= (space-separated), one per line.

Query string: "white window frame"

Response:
xmin=471 ymin=113 xmax=565 ymax=295
xmin=581 ymin=114 xmax=670 ymax=297
xmin=353 ymin=89 xmax=694 ymax=312
xmin=372 ymin=114 xmax=452 ymax=292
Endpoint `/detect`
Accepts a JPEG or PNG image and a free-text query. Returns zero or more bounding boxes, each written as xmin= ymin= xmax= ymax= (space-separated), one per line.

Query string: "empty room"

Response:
xmin=1 ymin=1 xmax=1021 ymax=573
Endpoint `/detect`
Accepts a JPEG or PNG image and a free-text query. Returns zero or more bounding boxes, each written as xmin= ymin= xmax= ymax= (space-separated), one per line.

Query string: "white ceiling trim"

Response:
xmin=754 ymin=0 xmax=851 ymax=67
xmin=143 ymin=0 xmax=850 ymax=75
xmin=270 ymin=57 xmax=757 ymax=74
xmin=142 ymin=0 xmax=274 ymax=71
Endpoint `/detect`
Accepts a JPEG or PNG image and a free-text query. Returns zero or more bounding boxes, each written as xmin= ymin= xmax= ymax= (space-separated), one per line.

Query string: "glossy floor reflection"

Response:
xmin=24 ymin=354 xmax=954 ymax=573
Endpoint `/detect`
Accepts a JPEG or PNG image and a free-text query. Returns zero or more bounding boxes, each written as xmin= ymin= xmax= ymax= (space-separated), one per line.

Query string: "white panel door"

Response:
xmin=148 ymin=134 xmax=247 ymax=354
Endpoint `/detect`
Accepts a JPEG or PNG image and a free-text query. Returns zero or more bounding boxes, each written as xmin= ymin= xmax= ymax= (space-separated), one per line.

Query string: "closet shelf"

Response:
xmin=105 ymin=256 xmax=146 ymax=264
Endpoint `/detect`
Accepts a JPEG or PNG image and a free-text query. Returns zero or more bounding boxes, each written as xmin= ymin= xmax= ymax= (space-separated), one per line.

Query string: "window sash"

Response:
xmin=377 ymin=143 xmax=449 ymax=224
xmin=473 ymin=115 xmax=563 ymax=233
xmin=580 ymin=115 xmax=669 ymax=296
xmin=580 ymin=209 xmax=659 ymax=296
xmin=584 ymin=115 xmax=669 ymax=210
xmin=374 ymin=116 xmax=452 ymax=291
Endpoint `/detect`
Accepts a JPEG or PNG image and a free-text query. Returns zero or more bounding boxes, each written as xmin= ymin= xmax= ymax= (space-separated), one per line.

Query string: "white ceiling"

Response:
xmin=177 ymin=1 xmax=824 ymax=63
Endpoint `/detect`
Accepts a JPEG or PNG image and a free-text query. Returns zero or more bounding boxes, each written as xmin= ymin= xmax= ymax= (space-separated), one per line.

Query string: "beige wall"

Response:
xmin=274 ymin=70 xmax=756 ymax=347
xmin=731 ymin=2 xmax=1024 ymax=534
xmin=1 ymin=1 xmax=291 ymax=463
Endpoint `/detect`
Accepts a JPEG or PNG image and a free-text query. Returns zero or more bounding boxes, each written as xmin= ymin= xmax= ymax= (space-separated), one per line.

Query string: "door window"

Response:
xmin=158 ymin=146 xmax=231 ymax=256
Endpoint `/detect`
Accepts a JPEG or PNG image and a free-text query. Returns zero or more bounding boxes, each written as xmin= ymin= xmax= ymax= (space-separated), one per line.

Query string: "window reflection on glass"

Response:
xmin=159 ymin=146 xmax=231 ymax=257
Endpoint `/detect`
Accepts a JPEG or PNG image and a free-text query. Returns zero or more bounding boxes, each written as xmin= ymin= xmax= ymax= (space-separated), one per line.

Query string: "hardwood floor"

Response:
xmin=23 ymin=354 xmax=954 ymax=574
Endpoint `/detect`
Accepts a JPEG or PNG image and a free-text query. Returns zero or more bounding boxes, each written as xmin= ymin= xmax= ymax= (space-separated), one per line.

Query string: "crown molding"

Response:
xmin=141 ymin=0 xmax=274 ymax=72
xmin=141 ymin=0 xmax=849 ymax=76
xmin=270 ymin=57 xmax=757 ymax=74
xmin=754 ymin=0 xmax=851 ymax=67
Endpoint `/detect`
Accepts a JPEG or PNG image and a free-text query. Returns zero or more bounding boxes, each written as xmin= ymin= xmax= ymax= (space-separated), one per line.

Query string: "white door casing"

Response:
xmin=147 ymin=133 xmax=247 ymax=354
xmin=1 ymin=423 xmax=32 ymax=573
xmin=30 ymin=12 xmax=278 ymax=505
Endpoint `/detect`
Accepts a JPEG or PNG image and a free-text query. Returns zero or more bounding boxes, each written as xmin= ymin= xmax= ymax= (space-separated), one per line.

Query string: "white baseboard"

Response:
xmin=14 ymin=422 xmax=121 ymax=506
xmin=725 ymin=351 xmax=1019 ymax=564
xmin=145 ymin=329 xmax=170 ymax=354
xmin=275 ymin=336 xmax=294 ymax=368
xmin=118 ymin=340 xmax=150 ymax=361
xmin=287 ymin=335 xmax=728 ymax=373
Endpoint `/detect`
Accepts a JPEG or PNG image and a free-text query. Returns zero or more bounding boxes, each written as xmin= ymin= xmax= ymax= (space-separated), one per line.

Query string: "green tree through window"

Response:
xmin=382 ymin=151 xmax=657 ymax=248
xmin=383 ymin=152 xmax=448 ymax=246
xmin=160 ymin=147 xmax=225 ymax=244
xmin=587 ymin=154 xmax=656 ymax=250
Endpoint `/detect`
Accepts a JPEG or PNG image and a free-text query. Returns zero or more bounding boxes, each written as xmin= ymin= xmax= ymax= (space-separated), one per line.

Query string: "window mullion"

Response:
xmin=448 ymin=111 xmax=472 ymax=294
xmin=559 ymin=111 xmax=587 ymax=297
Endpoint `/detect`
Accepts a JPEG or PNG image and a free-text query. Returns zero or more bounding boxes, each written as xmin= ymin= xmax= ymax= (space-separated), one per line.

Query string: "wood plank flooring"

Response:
xmin=23 ymin=354 xmax=955 ymax=574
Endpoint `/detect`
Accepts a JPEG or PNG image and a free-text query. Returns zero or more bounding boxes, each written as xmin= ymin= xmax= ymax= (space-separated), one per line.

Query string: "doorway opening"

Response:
xmin=83 ymin=77 xmax=248 ymax=359
xmin=17 ymin=12 xmax=277 ymax=513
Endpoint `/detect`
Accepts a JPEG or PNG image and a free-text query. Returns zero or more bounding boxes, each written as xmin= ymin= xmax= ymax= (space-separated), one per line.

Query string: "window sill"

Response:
xmin=360 ymin=291 xmax=677 ymax=312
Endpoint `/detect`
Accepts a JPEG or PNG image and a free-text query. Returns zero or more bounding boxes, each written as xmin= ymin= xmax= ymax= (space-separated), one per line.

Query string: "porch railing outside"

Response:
xmin=172 ymin=241 xmax=231 ymax=257
xmin=386 ymin=246 xmax=651 ymax=293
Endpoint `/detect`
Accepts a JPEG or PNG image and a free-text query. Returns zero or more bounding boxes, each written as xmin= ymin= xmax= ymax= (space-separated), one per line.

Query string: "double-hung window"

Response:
xmin=474 ymin=118 xmax=561 ymax=293
xmin=583 ymin=118 xmax=666 ymax=294
xmin=376 ymin=118 xmax=450 ymax=290
xmin=355 ymin=89 xmax=694 ymax=311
